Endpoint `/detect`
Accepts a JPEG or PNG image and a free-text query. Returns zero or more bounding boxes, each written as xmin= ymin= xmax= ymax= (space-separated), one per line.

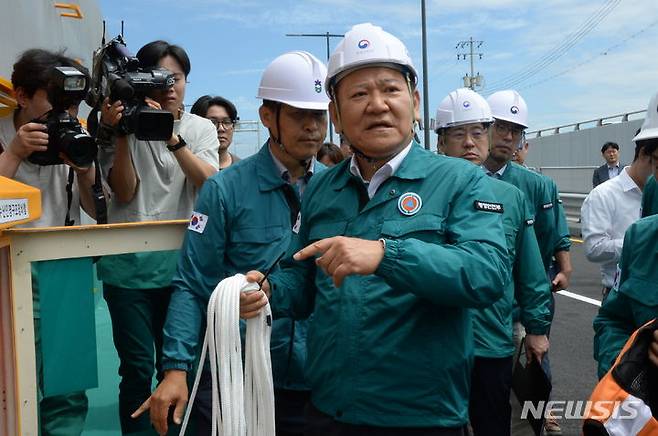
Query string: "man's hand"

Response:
xmin=59 ymin=152 xmax=94 ymax=174
xmin=551 ymin=271 xmax=571 ymax=292
xmin=6 ymin=122 xmax=48 ymax=159
xmin=552 ymin=251 xmax=572 ymax=292
xmin=525 ymin=334 xmax=549 ymax=364
xmin=649 ymin=330 xmax=658 ymax=368
xmin=294 ymin=236 xmax=385 ymax=287
xmin=131 ymin=369 xmax=188 ymax=435
xmin=100 ymin=97 xmax=124 ymax=127
xmin=240 ymin=271 xmax=269 ymax=319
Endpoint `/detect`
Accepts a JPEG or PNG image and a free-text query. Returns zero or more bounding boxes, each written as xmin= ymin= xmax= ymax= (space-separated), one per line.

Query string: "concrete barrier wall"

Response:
xmin=526 ymin=119 xmax=643 ymax=194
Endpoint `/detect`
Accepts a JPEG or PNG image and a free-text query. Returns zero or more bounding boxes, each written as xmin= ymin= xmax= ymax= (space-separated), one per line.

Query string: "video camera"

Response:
xmin=28 ymin=66 xmax=97 ymax=168
xmin=86 ymin=35 xmax=174 ymax=141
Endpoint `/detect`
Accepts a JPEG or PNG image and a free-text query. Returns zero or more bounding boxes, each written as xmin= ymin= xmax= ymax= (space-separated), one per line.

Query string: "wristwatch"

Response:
xmin=167 ymin=134 xmax=187 ymax=152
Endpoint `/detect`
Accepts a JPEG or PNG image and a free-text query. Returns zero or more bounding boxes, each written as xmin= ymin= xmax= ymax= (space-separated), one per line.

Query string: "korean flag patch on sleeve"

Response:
xmin=188 ymin=211 xmax=208 ymax=234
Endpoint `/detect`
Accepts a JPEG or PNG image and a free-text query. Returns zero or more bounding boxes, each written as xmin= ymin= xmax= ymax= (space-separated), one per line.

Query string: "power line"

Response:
xmin=518 ymin=18 xmax=658 ymax=91
xmin=486 ymin=0 xmax=620 ymax=91
xmin=484 ymin=0 xmax=621 ymax=94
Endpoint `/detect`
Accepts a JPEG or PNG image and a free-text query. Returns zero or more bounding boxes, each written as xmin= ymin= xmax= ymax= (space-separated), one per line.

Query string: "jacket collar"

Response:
xmin=333 ymin=141 xmax=427 ymax=191
xmin=256 ymin=141 xmax=324 ymax=192
xmin=256 ymin=142 xmax=288 ymax=192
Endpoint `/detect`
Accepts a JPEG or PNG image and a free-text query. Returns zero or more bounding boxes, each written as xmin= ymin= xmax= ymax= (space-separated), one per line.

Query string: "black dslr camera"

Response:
xmin=28 ymin=67 xmax=97 ymax=168
xmin=86 ymin=35 xmax=174 ymax=141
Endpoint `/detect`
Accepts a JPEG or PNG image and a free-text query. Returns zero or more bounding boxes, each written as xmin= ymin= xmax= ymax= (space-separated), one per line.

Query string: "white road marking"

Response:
xmin=556 ymin=290 xmax=601 ymax=307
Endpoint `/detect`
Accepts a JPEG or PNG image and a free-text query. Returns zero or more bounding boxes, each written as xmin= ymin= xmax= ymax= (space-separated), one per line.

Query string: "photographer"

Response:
xmin=97 ymin=40 xmax=218 ymax=434
xmin=0 ymin=49 xmax=97 ymax=436
xmin=0 ymin=49 xmax=99 ymax=223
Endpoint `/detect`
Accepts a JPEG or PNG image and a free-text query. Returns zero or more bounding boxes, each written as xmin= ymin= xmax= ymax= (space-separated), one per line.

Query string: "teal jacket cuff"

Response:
xmin=375 ymin=238 xmax=399 ymax=278
xmin=161 ymin=360 xmax=192 ymax=372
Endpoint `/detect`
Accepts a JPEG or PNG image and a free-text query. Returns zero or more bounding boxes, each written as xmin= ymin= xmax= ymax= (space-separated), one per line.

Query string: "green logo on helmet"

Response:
xmin=314 ymin=80 xmax=322 ymax=93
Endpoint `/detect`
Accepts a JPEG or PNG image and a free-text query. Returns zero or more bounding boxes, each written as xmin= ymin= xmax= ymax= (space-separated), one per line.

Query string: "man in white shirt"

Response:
xmin=581 ymin=137 xmax=658 ymax=299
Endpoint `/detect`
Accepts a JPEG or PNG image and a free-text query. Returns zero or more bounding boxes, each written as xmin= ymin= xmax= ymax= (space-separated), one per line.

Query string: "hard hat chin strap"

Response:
xmin=269 ymin=103 xmax=311 ymax=169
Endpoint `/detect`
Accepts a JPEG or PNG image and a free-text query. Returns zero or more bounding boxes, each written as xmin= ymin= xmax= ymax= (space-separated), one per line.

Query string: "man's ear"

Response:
xmin=259 ymin=104 xmax=273 ymax=130
xmin=412 ymin=89 xmax=421 ymax=121
xmin=437 ymin=134 xmax=445 ymax=154
xmin=14 ymin=87 xmax=29 ymax=108
xmin=329 ymin=101 xmax=342 ymax=134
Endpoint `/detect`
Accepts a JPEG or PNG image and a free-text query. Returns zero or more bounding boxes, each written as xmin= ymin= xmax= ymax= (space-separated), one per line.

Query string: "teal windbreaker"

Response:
xmin=269 ymin=144 xmax=510 ymax=428
xmin=162 ymin=143 xmax=324 ymax=390
xmin=593 ymin=214 xmax=658 ymax=379
xmin=472 ymin=176 xmax=552 ymax=359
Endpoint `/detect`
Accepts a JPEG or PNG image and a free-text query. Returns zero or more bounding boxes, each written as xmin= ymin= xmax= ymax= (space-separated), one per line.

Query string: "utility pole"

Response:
xmin=285 ymin=32 xmax=344 ymax=143
xmin=420 ymin=0 xmax=430 ymax=150
xmin=456 ymin=37 xmax=484 ymax=90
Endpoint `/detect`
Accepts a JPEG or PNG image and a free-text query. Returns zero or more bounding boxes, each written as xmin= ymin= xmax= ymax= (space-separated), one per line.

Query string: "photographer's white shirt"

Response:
xmin=0 ymin=114 xmax=81 ymax=228
xmin=97 ymin=111 xmax=219 ymax=288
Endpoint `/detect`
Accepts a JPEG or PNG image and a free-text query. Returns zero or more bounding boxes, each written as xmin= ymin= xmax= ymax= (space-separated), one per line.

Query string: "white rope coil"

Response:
xmin=180 ymin=273 xmax=275 ymax=436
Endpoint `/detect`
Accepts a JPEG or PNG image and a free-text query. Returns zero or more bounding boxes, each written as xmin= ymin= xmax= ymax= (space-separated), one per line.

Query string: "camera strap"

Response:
xmin=92 ymin=157 xmax=108 ymax=225
xmin=63 ymin=160 xmax=108 ymax=227
xmin=64 ymin=168 xmax=75 ymax=226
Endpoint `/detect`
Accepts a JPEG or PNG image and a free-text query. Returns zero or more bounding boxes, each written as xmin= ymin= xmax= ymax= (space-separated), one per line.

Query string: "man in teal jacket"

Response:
xmin=482 ymin=90 xmax=572 ymax=286
xmin=137 ymin=51 xmax=330 ymax=436
xmin=240 ymin=23 xmax=509 ymax=435
xmin=436 ymin=88 xmax=551 ymax=436
xmin=482 ymin=89 xmax=570 ymax=435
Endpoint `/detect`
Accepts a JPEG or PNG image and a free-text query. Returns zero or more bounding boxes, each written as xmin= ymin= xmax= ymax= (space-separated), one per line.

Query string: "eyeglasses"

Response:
xmin=445 ymin=126 xmax=488 ymax=143
xmin=493 ymin=121 xmax=524 ymax=138
xmin=209 ymin=118 xmax=235 ymax=131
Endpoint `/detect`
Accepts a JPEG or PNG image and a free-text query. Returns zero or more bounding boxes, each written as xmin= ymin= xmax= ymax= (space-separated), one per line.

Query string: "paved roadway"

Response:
xmin=512 ymin=239 xmax=604 ymax=436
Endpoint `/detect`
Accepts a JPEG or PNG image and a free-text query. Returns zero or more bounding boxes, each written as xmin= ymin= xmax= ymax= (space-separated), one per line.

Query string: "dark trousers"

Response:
xmin=469 ymin=356 xmax=513 ymax=436
xmin=305 ymin=403 xmax=470 ymax=436
xmin=193 ymin=367 xmax=310 ymax=436
xmin=103 ymin=284 xmax=172 ymax=434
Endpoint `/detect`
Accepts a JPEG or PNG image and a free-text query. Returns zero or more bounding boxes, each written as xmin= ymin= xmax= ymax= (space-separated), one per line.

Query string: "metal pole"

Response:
xmin=325 ymin=32 xmax=334 ymax=143
xmin=469 ymin=37 xmax=475 ymax=89
xmin=421 ymin=0 xmax=431 ymax=150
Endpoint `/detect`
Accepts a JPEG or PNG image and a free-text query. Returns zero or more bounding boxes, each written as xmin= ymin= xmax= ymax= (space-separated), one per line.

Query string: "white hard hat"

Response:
xmin=633 ymin=91 xmax=658 ymax=142
xmin=256 ymin=51 xmax=329 ymax=110
xmin=435 ymin=88 xmax=493 ymax=132
xmin=487 ymin=90 xmax=529 ymax=129
xmin=326 ymin=23 xmax=417 ymax=95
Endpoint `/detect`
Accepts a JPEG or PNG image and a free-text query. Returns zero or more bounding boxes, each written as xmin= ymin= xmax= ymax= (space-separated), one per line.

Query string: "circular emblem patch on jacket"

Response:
xmin=398 ymin=192 xmax=422 ymax=216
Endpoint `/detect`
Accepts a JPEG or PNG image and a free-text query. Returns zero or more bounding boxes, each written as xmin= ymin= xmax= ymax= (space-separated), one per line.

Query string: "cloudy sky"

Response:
xmin=98 ymin=0 xmax=658 ymax=153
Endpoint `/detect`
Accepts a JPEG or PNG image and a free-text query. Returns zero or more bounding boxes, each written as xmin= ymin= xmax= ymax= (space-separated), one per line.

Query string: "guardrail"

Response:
xmin=527 ymin=110 xmax=646 ymax=138
xmin=560 ymin=192 xmax=587 ymax=236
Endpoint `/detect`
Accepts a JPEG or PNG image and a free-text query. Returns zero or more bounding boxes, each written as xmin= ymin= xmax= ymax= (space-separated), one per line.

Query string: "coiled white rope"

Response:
xmin=179 ymin=273 xmax=275 ymax=436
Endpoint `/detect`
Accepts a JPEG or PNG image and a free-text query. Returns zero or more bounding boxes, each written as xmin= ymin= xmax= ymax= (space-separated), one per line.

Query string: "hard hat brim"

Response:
xmin=633 ymin=127 xmax=658 ymax=142
xmin=257 ymin=97 xmax=329 ymax=111
xmin=493 ymin=116 xmax=528 ymax=129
